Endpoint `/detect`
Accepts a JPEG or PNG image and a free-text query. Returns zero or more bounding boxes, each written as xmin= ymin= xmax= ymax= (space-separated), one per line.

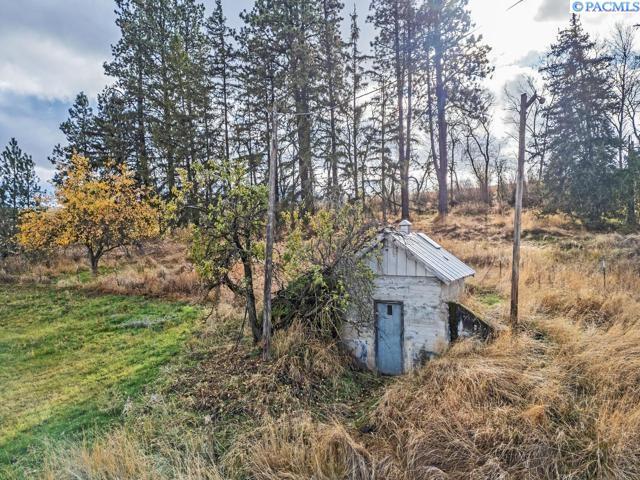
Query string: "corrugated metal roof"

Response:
xmin=387 ymin=230 xmax=475 ymax=284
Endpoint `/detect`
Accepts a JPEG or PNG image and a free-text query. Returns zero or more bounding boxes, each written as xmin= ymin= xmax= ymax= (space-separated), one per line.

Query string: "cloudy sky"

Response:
xmin=0 ymin=0 xmax=637 ymax=188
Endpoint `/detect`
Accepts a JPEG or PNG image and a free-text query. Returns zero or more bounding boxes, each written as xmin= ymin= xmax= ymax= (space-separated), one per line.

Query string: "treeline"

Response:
xmin=48 ymin=0 xmax=492 ymax=222
xmin=522 ymin=16 xmax=640 ymax=227
xmin=4 ymin=3 xmax=640 ymax=246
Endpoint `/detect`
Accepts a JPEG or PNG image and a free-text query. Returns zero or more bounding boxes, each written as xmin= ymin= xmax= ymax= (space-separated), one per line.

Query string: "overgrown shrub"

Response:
xmin=273 ymin=205 xmax=377 ymax=339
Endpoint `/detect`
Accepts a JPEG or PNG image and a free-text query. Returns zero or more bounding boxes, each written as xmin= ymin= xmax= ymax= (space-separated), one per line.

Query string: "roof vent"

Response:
xmin=399 ymin=219 xmax=412 ymax=234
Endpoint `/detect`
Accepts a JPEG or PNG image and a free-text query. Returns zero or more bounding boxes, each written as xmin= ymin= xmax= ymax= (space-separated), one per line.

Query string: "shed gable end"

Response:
xmin=367 ymin=239 xmax=436 ymax=278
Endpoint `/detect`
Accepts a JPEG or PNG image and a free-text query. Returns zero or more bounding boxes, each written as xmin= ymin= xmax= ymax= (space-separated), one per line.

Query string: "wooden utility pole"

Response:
xmin=262 ymin=108 xmax=278 ymax=361
xmin=511 ymin=92 xmax=543 ymax=329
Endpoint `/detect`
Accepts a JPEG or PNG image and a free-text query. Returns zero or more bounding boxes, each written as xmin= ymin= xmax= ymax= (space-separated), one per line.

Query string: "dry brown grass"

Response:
xmin=272 ymin=321 xmax=347 ymax=384
xmin=0 ymin=245 xmax=86 ymax=283
xmin=1 ymin=234 xmax=208 ymax=300
xmin=178 ymin=314 xmax=367 ymax=425
xmin=225 ymin=414 xmax=373 ymax=480
xmin=227 ymin=210 xmax=640 ymax=480
xmin=93 ymin=251 xmax=202 ymax=299
xmin=32 ymin=210 xmax=640 ymax=479
xmin=349 ymin=211 xmax=640 ymax=479
xmin=42 ymin=428 xmax=223 ymax=480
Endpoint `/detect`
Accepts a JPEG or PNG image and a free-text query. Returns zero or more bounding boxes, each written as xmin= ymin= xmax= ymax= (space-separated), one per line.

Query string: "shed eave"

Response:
xmin=387 ymin=232 xmax=475 ymax=284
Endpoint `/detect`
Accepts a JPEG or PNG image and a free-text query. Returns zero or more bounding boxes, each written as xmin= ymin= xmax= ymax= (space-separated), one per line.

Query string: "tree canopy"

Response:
xmin=18 ymin=155 xmax=160 ymax=274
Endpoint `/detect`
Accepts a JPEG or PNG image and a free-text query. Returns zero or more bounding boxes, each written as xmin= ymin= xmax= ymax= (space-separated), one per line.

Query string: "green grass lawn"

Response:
xmin=0 ymin=284 xmax=202 ymax=478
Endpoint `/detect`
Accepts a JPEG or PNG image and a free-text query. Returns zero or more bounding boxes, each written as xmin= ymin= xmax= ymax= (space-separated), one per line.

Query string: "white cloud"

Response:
xmin=0 ymin=30 xmax=108 ymax=101
xmin=0 ymin=91 xmax=66 ymax=186
xmin=535 ymin=0 xmax=569 ymax=21
xmin=34 ymin=164 xmax=55 ymax=191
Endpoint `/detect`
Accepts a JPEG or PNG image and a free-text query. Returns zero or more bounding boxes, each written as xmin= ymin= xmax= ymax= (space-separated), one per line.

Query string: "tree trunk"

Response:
xmin=88 ymin=249 xmax=100 ymax=276
xmin=329 ymin=88 xmax=338 ymax=201
xmin=434 ymin=0 xmax=448 ymax=217
xmin=353 ymin=68 xmax=359 ymax=203
xmin=449 ymin=132 xmax=456 ymax=205
xmin=324 ymin=0 xmax=339 ymax=202
xmin=628 ymin=192 xmax=637 ymax=227
xmin=393 ymin=0 xmax=408 ymax=220
xmin=628 ymin=143 xmax=637 ymax=227
xmin=405 ymin=5 xmax=414 ymax=219
xmin=136 ymin=60 xmax=149 ymax=186
xmin=262 ymin=110 xmax=278 ymax=360
xmin=241 ymin=256 xmax=261 ymax=343
xmin=221 ymin=31 xmax=231 ymax=160
xmin=295 ymin=89 xmax=314 ymax=214
xmin=246 ymin=290 xmax=261 ymax=343
xmin=381 ymin=80 xmax=388 ymax=224
xmin=510 ymin=93 xmax=528 ymax=329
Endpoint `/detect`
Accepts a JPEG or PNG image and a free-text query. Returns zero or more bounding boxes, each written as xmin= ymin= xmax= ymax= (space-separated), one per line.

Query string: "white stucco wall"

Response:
xmin=343 ymin=275 xmax=465 ymax=373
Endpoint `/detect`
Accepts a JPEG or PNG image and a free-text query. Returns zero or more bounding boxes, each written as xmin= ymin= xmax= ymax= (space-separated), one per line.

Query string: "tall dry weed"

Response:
xmin=225 ymin=414 xmax=372 ymax=480
xmin=41 ymin=428 xmax=224 ymax=480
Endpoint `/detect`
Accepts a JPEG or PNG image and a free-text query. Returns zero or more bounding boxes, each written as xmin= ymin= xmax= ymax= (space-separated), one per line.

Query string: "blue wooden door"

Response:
xmin=376 ymin=302 xmax=403 ymax=375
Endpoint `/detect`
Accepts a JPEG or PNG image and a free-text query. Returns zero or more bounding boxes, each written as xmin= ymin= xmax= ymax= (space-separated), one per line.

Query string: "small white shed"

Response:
xmin=343 ymin=220 xmax=475 ymax=375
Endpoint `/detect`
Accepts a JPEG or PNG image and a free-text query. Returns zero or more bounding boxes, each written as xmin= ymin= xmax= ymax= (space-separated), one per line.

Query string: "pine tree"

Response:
xmin=49 ymin=92 xmax=99 ymax=184
xmin=368 ymin=70 xmax=396 ymax=221
xmin=240 ymin=0 xmax=324 ymax=215
xmin=369 ymin=0 xmax=416 ymax=219
xmin=316 ymin=0 xmax=346 ymax=202
xmin=541 ymin=15 xmax=618 ymax=226
xmin=105 ymin=0 xmax=153 ymax=186
xmin=417 ymin=0 xmax=492 ymax=217
xmin=284 ymin=0 xmax=322 ymax=214
xmin=94 ymin=86 xmax=136 ymax=170
xmin=171 ymin=0 xmax=211 ymax=196
xmin=206 ymin=0 xmax=235 ymax=161
xmin=106 ymin=0 xmax=214 ymax=203
xmin=0 ymin=138 xmax=41 ymax=256
xmin=237 ymin=0 xmax=285 ymax=190
xmin=345 ymin=4 xmax=368 ymax=206
xmin=623 ymin=142 xmax=639 ymax=226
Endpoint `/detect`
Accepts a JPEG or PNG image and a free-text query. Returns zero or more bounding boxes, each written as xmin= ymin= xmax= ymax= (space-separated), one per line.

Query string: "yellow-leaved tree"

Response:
xmin=18 ymin=154 xmax=161 ymax=275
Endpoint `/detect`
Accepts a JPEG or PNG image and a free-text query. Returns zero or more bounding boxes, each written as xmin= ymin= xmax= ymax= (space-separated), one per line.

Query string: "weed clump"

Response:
xmin=225 ymin=414 xmax=372 ymax=480
xmin=42 ymin=428 xmax=224 ymax=480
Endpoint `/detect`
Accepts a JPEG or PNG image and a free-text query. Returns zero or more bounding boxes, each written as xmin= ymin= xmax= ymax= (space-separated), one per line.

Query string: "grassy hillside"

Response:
xmin=0 ymin=286 xmax=201 ymax=478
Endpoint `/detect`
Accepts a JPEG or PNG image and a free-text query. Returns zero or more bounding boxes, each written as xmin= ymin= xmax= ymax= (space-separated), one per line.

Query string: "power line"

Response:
xmin=506 ymin=0 xmax=528 ymax=12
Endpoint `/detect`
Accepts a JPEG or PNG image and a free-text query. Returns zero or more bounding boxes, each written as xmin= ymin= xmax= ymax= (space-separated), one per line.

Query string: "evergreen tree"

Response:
xmin=345 ymin=4 xmax=368 ymax=206
xmin=49 ymin=92 xmax=99 ymax=184
xmin=94 ymin=86 xmax=136 ymax=170
xmin=106 ymin=0 xmax=215 ymax=202
xmin=416 ymin=0 xmax=491 ymax=217
xmin=0 ymin=138 xmax=41 ymax=256
xmin=622 ymin=142 xmax=639 ymax=226
xmin=236 ymin=0 xmax=285 ymax=190
xmin=206 ymin=0 xmax=235 ymax=161
xmin=240 ymin=0 xmax=324 ymax=214
xmin=105 ymin=0 xmax=153 ymax=186
xmin=369 ymin=0 xmax=412 ymax=219
xmin=171 ymin=0 xmax=211 ymax=196
xmin=282 ymin=0 xmax=323 ymax=214
xmin=51 ymin=89 xmax=136 ymax=184
xmin=143 ymin=0 xmax=180 ymax=195
xmin=317 ymin=0 xmax=346 ymax=202
xmin=541 ymin=15 xmax=618 ymax=226
xmin=367 ymin=70 xmax=396 ymax=221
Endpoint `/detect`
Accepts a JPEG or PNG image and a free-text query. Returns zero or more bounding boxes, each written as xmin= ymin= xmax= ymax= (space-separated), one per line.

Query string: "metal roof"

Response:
xmin=387 ymin=230 xmax=475 ymax=284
